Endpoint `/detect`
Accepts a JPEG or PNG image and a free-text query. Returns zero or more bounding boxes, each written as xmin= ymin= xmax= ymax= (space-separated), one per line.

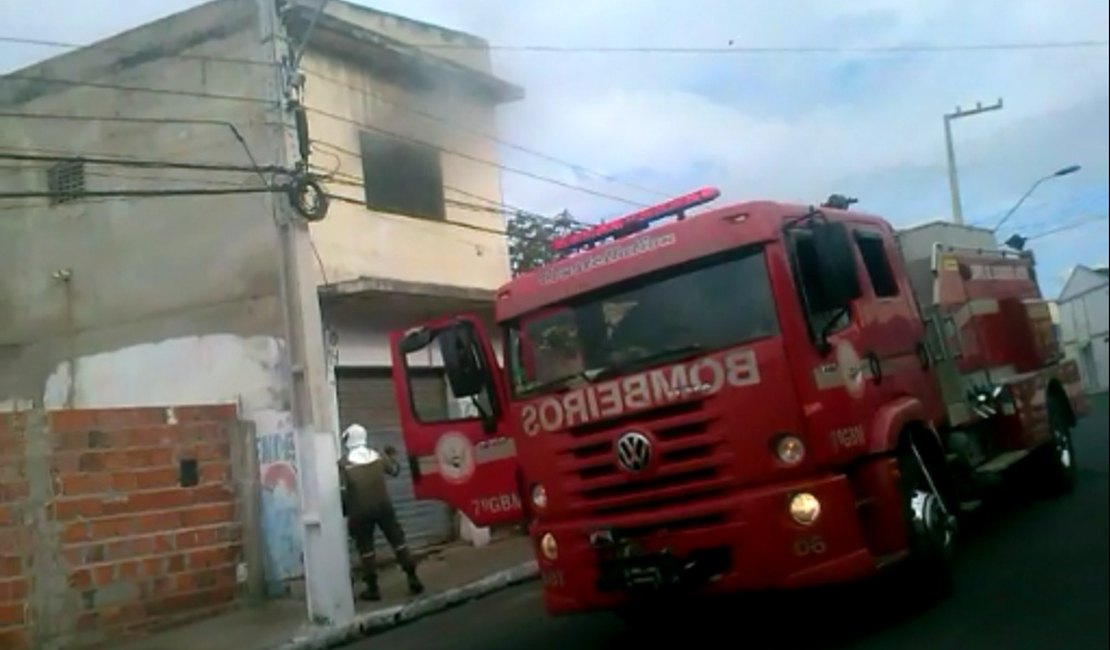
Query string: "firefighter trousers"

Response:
xmin=349 ymin=505 xmax=417 ymax=590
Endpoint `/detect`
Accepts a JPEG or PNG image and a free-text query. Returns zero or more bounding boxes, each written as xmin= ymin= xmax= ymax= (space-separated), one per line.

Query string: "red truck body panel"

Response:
xmin=387 ymin=191 xmax=1087 ymax=616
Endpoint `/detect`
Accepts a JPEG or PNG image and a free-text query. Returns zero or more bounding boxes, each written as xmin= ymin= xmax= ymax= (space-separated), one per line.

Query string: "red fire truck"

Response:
xmin=388 ymin=188 xmax=1086 ymax=616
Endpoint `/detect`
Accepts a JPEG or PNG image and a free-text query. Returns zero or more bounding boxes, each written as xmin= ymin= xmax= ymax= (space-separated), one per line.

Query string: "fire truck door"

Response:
xmin=847 ymin=227 xmax=940 ymax=408
xmin=389 ymin=315 xmax=525 ymax=527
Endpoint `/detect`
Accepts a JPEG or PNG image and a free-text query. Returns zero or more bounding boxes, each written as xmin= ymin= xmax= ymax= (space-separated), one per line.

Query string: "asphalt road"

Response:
xmin=358 ymin=396 xmax=1109 ymax=650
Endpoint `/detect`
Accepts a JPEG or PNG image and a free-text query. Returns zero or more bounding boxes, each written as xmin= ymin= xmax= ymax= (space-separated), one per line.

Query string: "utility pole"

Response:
xmin=257 ymin=0 xmax=355 ymax=626
xmin=943 ymin=98 xmax=1003 ymax=225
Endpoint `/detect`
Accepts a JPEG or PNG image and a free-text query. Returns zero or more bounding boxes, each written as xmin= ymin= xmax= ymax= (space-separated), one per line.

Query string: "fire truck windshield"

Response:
xmin=507 ymin=246 xmax=778 ymax=397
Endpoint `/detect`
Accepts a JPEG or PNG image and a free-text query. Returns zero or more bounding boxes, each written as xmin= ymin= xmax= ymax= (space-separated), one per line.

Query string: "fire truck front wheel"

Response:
xmin=1037 ymin=394 xmax=1077 ymax=497
xmin=894 ymin=436 xmax=956 ymax=604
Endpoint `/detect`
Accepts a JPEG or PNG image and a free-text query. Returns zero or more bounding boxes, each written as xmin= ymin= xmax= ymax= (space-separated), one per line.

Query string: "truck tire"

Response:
xmin=1037 ymin=395 xmax=1077 ymax=497
xmin=893 ymin=438 xmax=956 ymax=605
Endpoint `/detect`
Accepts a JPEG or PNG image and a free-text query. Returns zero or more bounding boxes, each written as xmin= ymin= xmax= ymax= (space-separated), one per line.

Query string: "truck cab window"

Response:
xmin=789 ymin=230 xmax=850 ymax=338
xmin=404 ymin=330 xmax=494 ymax=423
xmin=855 ymin=231 xmax=899 ymax=297
xmin=507 ymin=248 xmax=779 ymax=397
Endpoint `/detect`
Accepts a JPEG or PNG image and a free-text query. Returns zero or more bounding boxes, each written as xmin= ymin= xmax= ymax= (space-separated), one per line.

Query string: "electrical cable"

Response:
xmin=1 ymin=72 xmax=272 ymax=105
xmin=304 ymin=106 xmax=647 ymax=207
xmin=300 ymin=66 xmax=669 ymax=200
xmin=0 ymin=151 xmax=284 ymax=175
xmin=3 ymin=33 xmax=1104 ymax=57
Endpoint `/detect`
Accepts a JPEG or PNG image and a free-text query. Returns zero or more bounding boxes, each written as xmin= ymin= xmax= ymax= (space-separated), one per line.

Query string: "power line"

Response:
xmin=300 ymin=66 xmax=669 ymax=201
xmin=0 ymin=35 xmax=277 ymax=69
xmin=322 ymin=191 xmax=565 ymax=249
xmin=0 ymin=72 xmax=271 ymax=105
xmin=310 ymin=152 xmax=595 ymax=239
xmin=1 ymin=143 xmax=198 ymax=164
xmin=309 ymin=153 xmax=587 ymax=228
xmin=0 ymin=151 xmax=284 ymax=175
xmin=402 ymin=39 xmax=1110 ymax=54
xmin=0 ymin=163 xmax=248 ymax=187
xmin=321 ymin=171 xmax=520 ymax=217
xmin=3 ymin=32 xmax=1104 ymax=59
xmin=0 ymin=110 xmax=247 ymax=127
xmin=0 ymin=195 xmax=135 ymax=212
xmin=292 ymin=0 xmax=332 ymax=68
xmin=1025 ymin=214 xmax=1109 ymax=241
xmin=439 ymin=182 xmax=566 ymax=223
xmin=318 ymin=166 xmax=590 ymax=242
xmin=0 ymin=111 xmax=272 ymax=179
xmin=0 ymin=187 xmax=279 ymax=200
xmin=303 ymin=114 xmax=645 ymax=207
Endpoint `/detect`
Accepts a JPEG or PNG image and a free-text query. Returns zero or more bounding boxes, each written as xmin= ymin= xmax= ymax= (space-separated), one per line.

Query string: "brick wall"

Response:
xmin=0 ymin=410 xmax=31 ymax=650
xmin=0 ymin=404 xmax=251 ymax=649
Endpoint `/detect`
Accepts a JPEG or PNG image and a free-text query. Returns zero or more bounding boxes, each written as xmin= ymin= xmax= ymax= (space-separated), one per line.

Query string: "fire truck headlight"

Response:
xmin=540 ymin=533 xmax=558 ymax=560
xmin=789 ymin=492 xmax=821 ymax=526
xmin=774 ymin=435 xmax=806 ymax=466
xmin=531 ymin=484 xmax=548 ymax=509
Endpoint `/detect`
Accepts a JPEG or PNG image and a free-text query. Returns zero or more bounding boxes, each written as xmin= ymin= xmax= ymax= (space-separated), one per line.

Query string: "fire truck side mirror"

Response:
xmin=811 ymin=221 xmax=862 ymax=311
xmin=399 ymin=327 xmax=433 ymax=354
xmin=438 ymin=323 xmax=488 ymax=399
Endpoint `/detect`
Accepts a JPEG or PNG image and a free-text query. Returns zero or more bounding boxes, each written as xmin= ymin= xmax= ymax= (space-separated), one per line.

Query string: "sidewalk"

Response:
xmin=111 ymin=535 xmax=537 ymax=650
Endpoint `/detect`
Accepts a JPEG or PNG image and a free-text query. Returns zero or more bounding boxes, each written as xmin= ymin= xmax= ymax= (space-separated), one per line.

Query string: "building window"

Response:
xmin=854 ymin=230 xmax=899 ymax=297
xmin=46 ymin=161 xmax=85 ymax=205
xmin=359 ymin=131 xmax=445 ymax=220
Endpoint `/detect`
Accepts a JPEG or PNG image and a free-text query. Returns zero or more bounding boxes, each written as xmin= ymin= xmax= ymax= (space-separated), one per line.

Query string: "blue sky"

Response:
xmin=2 ymin=0 xmax=1107 ymax=296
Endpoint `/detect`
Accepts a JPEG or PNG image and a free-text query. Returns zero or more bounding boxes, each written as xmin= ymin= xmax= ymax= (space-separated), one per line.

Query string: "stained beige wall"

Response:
xmin=298 ymin=1 xmax=512 ymax=292
xmin=0 ymin=0 xmax=283 ymax=402
xmin=302 ymin=52 xmax=511 ymax=291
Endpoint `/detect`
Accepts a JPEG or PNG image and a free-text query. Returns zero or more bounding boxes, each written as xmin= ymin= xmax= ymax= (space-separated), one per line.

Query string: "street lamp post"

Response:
xmin=993 ymin=165 xmax=1082 ymax=233
xmin=944 ymin=98 xmax=1004 ymax=225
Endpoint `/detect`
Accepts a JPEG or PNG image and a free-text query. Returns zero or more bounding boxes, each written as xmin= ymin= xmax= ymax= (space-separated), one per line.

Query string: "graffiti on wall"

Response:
xmin=254 ymin=409 xmax=304 ymax=593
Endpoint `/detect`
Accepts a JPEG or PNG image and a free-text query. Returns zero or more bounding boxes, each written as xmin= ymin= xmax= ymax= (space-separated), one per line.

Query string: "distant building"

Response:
xmin=1057 ymin=265 xmax=1109 ymax=393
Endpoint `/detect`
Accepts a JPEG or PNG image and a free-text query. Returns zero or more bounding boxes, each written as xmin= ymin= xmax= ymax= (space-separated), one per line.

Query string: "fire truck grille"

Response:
xmin=557 ymin=400 xmax=728 ymax=518
xmin=616 ymin=513 xmax=726 ymax=538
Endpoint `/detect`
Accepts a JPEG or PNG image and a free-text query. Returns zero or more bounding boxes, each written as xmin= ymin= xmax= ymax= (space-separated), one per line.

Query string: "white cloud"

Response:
xmin=1 ymin=0 xmax=1107 ymax=286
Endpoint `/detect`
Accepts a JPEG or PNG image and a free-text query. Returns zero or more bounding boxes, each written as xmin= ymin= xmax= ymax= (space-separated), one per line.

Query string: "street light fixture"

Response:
xmin=944 ymin=98 xmax=1004 ymax=225
xmin=993 ymin=164 xmax=1082 ymax=233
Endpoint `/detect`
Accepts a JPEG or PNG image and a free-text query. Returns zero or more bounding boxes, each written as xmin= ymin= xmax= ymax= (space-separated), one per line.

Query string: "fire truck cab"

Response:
xmin=388 ymin=189 xmax=1086 ymax=616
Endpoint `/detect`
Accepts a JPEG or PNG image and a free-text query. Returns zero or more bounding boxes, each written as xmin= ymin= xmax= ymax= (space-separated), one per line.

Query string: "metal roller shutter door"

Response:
xmin=335 ymin=368 xmax=454 ymax=549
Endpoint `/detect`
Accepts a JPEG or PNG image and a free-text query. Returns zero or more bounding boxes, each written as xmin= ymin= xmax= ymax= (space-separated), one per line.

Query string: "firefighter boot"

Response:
xmin=396 ymin=547 xmax=424 ymax=595
xmin=405 ymin=567 xmax=424 ymax=596
xmin=359 ymin=552 xmax=382 ymax=602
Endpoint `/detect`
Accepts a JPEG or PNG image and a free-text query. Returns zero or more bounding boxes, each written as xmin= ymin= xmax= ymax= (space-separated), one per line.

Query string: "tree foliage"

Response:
xmin=506 ymin=210 xmax=578 ymax=276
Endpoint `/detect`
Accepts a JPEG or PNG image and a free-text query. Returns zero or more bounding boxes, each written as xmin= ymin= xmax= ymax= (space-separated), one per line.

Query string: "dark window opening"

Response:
xmin=788 ymin=230 xmax=850 ymax=341
xmin=855 ymin=231 xmax=899 ymax=297
xmin=359 ymin=131 xmax=445 ymax=221
xmin=47 ymin=161 xmax=85 ymax=205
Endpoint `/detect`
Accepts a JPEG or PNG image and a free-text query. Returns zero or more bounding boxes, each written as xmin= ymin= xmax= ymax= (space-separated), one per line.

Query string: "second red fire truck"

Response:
xmin=387 ymin=188 xmax=1086 ymax=616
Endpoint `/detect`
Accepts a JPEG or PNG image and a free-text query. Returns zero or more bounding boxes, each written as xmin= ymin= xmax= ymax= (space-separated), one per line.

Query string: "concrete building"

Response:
xmin=1057 ymin=265 xmax=1110 ymax=394
xmin=0 ymin=0 xmax=522 ymax=596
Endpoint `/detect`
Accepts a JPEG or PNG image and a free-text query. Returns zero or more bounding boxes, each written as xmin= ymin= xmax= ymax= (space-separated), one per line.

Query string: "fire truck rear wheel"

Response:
xmin=1038 ymin=395 xmax=1077 ymax=497
xmin=894 ymin=438 xmax=955 ymax=604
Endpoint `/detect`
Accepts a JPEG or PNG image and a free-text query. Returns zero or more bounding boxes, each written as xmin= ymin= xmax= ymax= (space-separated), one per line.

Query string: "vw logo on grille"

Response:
xmin=614 ymin=431 xmax=653 ymax=473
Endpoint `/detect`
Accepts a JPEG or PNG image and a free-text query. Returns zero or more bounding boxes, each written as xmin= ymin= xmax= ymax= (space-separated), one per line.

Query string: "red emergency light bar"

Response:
xmin=550 ymin=186 xmax=721 ymax=254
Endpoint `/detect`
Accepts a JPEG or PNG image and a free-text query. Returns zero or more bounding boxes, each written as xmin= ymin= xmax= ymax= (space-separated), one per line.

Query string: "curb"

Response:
xmin=268 ymin=561 xmax=539 ymax=650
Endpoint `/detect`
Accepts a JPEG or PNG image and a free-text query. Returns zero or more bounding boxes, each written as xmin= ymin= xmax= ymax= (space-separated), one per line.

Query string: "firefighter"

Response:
xmin=338 ymin=423 xmax=425 ymax=601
